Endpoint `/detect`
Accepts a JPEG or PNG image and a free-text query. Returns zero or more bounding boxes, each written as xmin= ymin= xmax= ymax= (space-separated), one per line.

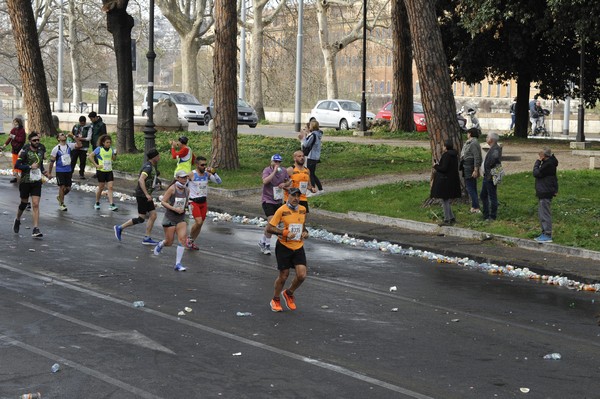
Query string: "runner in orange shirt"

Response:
xmin=266 ymin=187 xmax=309 ymax=312
xmin=285 ymin=150 xmax=315 ymax=213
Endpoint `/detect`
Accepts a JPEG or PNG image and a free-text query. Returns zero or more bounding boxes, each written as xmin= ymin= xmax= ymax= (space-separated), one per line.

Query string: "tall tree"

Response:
xmin=102 ymin=0 xmax=136 ymax=153
xmin=67 ymin=0 xmax=83 ymax=106
xmin=390 ymin=0 xmax=413 ymax=132
xmin=246 ymin=0 xmax=286 ymax=121
xmin=404 ymin=0 xmax=460 ymax=162
xmin=156 ymin=0 xmax=215 ymax=99
xmin=6 ymin=0 xmax=57 ymax=136
xmin=212 ymin=0 xmax=239 ymax=170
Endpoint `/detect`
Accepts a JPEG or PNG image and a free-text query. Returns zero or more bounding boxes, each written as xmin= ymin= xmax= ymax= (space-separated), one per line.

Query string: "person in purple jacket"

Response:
xmin=258 ymin=153 xmax=291 ymax=255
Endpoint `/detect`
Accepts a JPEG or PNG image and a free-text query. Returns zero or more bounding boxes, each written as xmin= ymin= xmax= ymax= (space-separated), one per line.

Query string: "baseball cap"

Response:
xmin=147 ymin=149 xmax=159 ymax=159
xmin=288 ymin=187 xmax=301 ymax=196
xmin=175 ymin=170 xmax=189 ymax=178
xmin=271 ymin=154 xmax=283 ymax=162
xmin=178 ymin=136 xmax=189 ymax=145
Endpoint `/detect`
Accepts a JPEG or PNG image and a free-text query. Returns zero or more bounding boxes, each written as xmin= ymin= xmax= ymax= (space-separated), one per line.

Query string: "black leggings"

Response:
xmin=306 ymin=158 xmax=322 ymax=191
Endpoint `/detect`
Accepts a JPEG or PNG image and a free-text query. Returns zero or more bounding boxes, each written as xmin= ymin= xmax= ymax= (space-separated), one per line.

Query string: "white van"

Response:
xmin=142 ymin=91 xmax=207 ymax=125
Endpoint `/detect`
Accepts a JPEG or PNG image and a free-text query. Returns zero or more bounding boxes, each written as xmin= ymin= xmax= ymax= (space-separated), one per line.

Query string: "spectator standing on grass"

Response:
xmin=300 ymin=120 xmax=324 ymax=195
xmin=1 ymin=117 xmax=26 ymax=183
xmin=431 ymin=140 xmax=461 ymax=226
xmin=69 ymin=115 xmax=91 ymax=179
xmin=258 ymin=153 xmax=291 ymax=255
xmin=171 ymin=136 xmax=194 ymax=177
xmin=480 ymin=132 xmax=502 ymax=222
xmin=460 ymin=128 xmax=482 ymax=213
xmin=509 ymin=97 xmax=517 ymax=130
xmin=533 ymin=147 xmax=558 ymax=243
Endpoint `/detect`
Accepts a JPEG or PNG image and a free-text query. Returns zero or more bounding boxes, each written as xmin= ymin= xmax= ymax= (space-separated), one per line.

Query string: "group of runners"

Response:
xmin=7 ymin=126 xmax=313 ymax=312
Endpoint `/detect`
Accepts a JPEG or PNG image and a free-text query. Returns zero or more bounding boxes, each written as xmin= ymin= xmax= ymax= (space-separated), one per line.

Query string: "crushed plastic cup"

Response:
xmin=51 ymin=363 xmax=60 ymax=373
xmin=133 ymin=301 xmax=145 ymax=308
xmin=543 ymin=353 xmax=561 ymax=360
xmin=389 ymin=286 xmax=397 ymax=292
xmin=236 ymin=312 xmax=253 ymax=317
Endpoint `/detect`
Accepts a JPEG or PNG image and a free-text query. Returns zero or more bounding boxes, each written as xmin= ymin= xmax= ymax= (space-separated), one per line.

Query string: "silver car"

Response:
xmin=309 ymin=99 xmax=375 ymax=130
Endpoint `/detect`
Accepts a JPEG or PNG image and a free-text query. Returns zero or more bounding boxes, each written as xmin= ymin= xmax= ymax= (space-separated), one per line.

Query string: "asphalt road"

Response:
xmin=1 ymin=180 xmax=599 ymax=399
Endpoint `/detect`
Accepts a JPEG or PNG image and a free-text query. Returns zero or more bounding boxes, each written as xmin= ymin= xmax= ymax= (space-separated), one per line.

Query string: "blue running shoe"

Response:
xmin=142 ymin=237 xmax=159 ymax=246
xmin=114 ymin=225 xmax=123 ymax=241
xmin=153 ymin=241 xmax=164 ymax=256
xmin=534 ymin=234 xmax=553 ymax=243
xmin=174 ymin=263 xmax=187 ymax=272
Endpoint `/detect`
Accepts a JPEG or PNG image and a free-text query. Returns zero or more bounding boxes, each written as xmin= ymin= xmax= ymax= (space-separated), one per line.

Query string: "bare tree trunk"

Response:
xmin=316 ymin=2 xmax=339 ymax=99
xmin=514 ymin=73 xmax=531 ymax=138
xmin=181 ymin=32 xmax=201 ymax=99
xmin=212 ymin=0 xmax=239 ymax=170
xmin=103 ymin=0 xmax=137 ymax=153
xmin=6 ymin=0 xmax=57 ymax=136
xmin=404 ymin=0 xmax=460 ymax=162
xmin=68 ymin=0 xmax=82 ymax=107
xmin=391 ymin=0 xmax=413 ymax=132
xmin=249 ymin=5 xmax=265 ymax=121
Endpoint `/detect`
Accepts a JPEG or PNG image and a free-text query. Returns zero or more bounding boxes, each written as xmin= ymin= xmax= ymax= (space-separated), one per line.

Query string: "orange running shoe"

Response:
xmin=270 ymin=298 xmax=283 ymax=312
xmin=281 ymin=289 xmax=296 ymax=310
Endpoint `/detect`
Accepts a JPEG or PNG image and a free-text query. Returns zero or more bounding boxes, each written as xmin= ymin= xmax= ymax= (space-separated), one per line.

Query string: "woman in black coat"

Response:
xmin=431 ymin=140 xmax=462 ymax=226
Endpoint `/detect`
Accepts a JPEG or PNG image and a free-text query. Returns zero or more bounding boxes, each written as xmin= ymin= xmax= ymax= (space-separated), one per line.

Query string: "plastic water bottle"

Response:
xmin=51 ymin=363 xmax=60 ymax=373
xmin=543 ymin=353 xmax=561 ymax=360
xmin=20 ymin=393 xmax=42 ymax=399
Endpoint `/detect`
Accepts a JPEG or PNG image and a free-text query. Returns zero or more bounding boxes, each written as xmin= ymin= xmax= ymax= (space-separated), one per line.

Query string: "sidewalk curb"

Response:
xmin=314 ymin=209 xmax=600 ymax=262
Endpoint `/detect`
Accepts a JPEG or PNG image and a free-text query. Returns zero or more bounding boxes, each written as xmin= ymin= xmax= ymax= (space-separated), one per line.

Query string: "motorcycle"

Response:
xmin=530 ymin=109 xmax=550 ymax=137
xmin=457 ymin=106 xmax=480 ymax=131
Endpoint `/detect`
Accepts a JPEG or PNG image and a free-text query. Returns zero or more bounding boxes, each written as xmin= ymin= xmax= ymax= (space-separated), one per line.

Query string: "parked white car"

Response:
xmin=309 ymin=99 xmax=375 ymax=130
xmin=142 ymin=91 xmax=207 ymax=125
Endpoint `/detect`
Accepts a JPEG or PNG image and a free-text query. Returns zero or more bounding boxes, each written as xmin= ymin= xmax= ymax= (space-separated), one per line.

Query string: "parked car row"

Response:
xmin=141 ymin=92 xmax=426 ymax=133
xmin=141 ymin=91 xmax=258 ymax=128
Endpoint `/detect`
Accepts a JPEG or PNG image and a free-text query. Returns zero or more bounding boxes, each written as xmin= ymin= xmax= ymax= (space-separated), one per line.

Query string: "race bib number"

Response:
xmin=273 ymin=186 xmax=283 ymax=201
xmin=102 ymin=160 xmax=112 ymax=171
xmin=61 ymin=153 xmax=71 ymax=165
xmin=30 ymin=168 xmax=42 ymax=181
xmin=198 ymin=181 xmax=208 ymax=197
xmin=299 ymin=181 xmax=308 ymax=194
xmin=174 ymin=197 xmax=186 ymax=210
xmin=288 ymin=223 xmax=303 ymax=241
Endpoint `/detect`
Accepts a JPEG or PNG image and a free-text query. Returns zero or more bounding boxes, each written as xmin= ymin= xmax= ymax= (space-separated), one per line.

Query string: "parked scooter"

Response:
xmin=457 ymin=106 xmax=480 ymax=131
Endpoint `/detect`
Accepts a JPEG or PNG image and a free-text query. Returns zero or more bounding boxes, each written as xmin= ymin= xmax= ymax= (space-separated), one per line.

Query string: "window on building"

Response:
xmin=506 ymin=84 xmax=511 ymax=98
xmin=496 ymin=84 xmax=501 ymax=97
xmin=476 ymin=83 xmax=482 ymax=97
xmin=386 ymin=81 xmax=391 ymax=94
xmin=461 ymin=82 xmax=465 ymax=96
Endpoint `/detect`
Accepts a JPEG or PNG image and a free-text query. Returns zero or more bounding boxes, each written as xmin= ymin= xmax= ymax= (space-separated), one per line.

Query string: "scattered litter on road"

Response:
xmin=321 ymin=305 xmax=329 ymax=309
xmin=232 ymin=352 xmax=242 ymax=356
xmin=543 ymin=353 xmax=561 ymax=360
xmin=389 ymin=286 xmax=397 ymax=292
xmin=236 ymin=312 xmax=253 ymax=317
xmin=28 ymin=249 xmax=35 ymax=252
xmin=184 ymin=307 xmax=192 ymax=313
xmin=520 ymin=387 xmax=530 ymax=393
xmin=177 ymin=311 xmax=185 ymax=316
xmin=19 ymin=393 xmax=42 ymax=399
xmin=51 ymin=363 xmax=60 ymax=373
xmin=450 ymin=319 xmax=460 ymax=322
xmin=391 ymin=308 xmax=399 ymax=312
xmin=190 ymin=299 xmax=197 ymax=303
xmin=133 ymin=301 xmax=145 ymax=308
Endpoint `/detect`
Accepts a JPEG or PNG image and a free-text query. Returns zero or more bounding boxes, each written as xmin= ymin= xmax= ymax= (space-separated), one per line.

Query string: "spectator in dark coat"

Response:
xmin=480 ymin=132 xmax=502 ymax=221
xmin=533 ymin=147 xmax=558 ymax=243
xmin=460 ymin=128 xmax=482 ymax=213
xmin=431 ymin=139 xmax=461 ymax=226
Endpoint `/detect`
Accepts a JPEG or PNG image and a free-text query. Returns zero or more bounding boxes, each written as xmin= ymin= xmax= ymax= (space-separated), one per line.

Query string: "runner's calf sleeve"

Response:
xmin=18 ymin=202 xmax=28 ymax=211
xmin=132 ymin=216 xmax=145 ymax=225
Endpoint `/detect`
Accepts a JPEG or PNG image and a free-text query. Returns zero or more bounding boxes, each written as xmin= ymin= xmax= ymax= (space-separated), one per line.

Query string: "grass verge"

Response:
xmin=310 ymin=170 xmax=600 ymax=251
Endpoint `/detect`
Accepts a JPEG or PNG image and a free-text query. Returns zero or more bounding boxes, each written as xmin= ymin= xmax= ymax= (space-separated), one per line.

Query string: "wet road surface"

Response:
xmin=0 ymin=180 xmax=599 ymax=398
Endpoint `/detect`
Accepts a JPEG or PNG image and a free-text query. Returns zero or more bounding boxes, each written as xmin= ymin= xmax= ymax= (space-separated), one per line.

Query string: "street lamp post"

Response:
xmin=293 ymin=0 xmax=305 ymax=133
xmin=57 ymin=0 xmax=64 ymax=112
xmin=143 ymin=0 xmax=157 ymax=159
xmin=576 ymin=37 xmax=585 ymax=143
xmin=359 ymin=0 xmax=367 ymax=132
